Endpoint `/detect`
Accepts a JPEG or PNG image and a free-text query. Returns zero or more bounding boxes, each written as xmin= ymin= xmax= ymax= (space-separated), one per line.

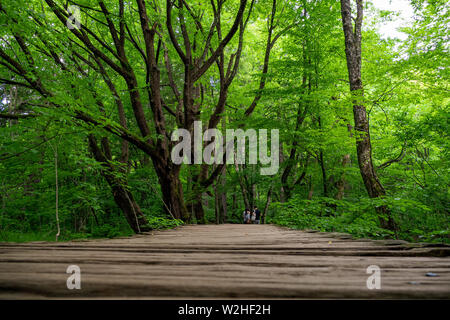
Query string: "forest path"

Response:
xmin=0 ymin=224 xmax=449 ymax=299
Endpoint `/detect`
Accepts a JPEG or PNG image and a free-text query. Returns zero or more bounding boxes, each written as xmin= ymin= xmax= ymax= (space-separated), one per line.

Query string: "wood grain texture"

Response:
xmin=0 ymin=224 xmax=449 ymax=299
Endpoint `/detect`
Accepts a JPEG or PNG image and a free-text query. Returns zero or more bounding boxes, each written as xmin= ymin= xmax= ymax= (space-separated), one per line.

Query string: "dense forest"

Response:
xmin=0 ymin=0 xmax=448 ymax=243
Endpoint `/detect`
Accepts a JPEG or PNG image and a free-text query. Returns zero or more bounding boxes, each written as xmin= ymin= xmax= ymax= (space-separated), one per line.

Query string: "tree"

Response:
xmin=340 ymin=0 xmax=397 ymax=231
xmin=0 ymin=0 xmax=249 ymax=226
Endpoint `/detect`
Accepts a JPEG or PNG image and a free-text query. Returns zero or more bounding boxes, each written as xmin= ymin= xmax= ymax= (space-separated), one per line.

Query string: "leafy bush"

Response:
xmin=267 ymin=195 xmax=449 ymax=243
xmin=144 ymin=215 xmax=184 ymax=230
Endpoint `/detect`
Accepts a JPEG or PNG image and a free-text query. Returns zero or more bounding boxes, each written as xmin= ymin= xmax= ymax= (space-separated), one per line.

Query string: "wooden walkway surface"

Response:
xmin=0 ymin=224 xmax=449 ymax=299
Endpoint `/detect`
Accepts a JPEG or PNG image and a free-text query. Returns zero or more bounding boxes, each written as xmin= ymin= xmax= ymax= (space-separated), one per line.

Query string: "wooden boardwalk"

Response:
xmin=0 ymin=224 xmax=449 ymax=299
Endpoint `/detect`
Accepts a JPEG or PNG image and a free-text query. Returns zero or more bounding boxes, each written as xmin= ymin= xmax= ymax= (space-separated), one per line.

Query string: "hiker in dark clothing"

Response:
xmin=253 ymin=206 xmax=261 ymax=224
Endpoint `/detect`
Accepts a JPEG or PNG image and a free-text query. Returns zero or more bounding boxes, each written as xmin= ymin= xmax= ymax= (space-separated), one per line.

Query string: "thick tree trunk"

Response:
xmin=110 ymin=183 xmax=149 ymax=233
xmin=186 ymin=166 xmax=207 ymax=224
xmin=88 ymin=135 xmax=150 ymax=233
xmin=153 ymin=161 xmax=190 ymax=221
xmin=186 ymin=196 xmax=205 ymax=223
xmin=193 ymin=193 xmax=206 ymax=224
xmin=340 ymin=0 xmax=397 ymax=232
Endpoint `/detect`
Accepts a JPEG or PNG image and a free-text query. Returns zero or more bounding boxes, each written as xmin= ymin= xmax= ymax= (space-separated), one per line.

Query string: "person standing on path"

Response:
xmin=253 ymin=206 xmax=261 ymax=224
xmin=250 ymin=209 xmax=256 ymax=224
xmin=243 ymin=208 xmax=251 ymax=224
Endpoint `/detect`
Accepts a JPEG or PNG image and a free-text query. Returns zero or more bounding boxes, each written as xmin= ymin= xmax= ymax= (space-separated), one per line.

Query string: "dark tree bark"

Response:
xmin=280 ymin=42 xmax=309 ymax=202
xmin=262 ymin=186 xmax=272 ymax=224
xmin=152 ymin=159 xmax=189 ymax=221
xmin=214 ymin=183 xmax=221 ymax=224
xmin=220 ymin=166 xmax=227 ymax=223
xmin=88 ymin=135 xmax=150 ymax=233
xmin=319 ymin=149 xmax=328 ymax=197
xmin=235 ymin=161 xmax=250 ymax=210
xmin=340 ymin=0 xmax=397 ymax=232
xmin=280 ymin=101 xmax=308 ymax=201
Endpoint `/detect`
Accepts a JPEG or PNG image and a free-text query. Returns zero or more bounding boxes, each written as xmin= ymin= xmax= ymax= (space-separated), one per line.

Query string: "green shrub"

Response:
xmin=267 ymin=195 xmax=449 ymax=243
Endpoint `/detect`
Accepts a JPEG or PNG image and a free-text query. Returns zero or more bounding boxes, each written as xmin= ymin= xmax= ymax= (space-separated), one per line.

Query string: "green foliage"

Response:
xmin=0 ymin=0 xmax=448 ymax=244
xmin=268 ymin=195 xmax=449 ymax=243
xmin=144 ymin=215 xmax=184 ymax=230
xmin=268 ymin=197 xmax=392 ymax=239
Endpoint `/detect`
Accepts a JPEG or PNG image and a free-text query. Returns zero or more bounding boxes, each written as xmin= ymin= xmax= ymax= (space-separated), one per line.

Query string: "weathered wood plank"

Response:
xmin=0 ymin=224 xmax=448 ymax=299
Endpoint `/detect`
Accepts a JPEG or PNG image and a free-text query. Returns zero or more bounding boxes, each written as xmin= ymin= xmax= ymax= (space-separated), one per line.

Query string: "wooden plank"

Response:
xmin=0 ymin=224 xmax=448 ymax=299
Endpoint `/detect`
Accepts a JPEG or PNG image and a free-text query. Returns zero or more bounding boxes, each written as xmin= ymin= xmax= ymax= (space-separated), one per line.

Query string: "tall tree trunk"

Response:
xmin=280 ymin=64 xmax=309 ymax=202
xmin=152 ymin=160 xmax=190 ymax=221
xmin=262 ymin=186 xmax=272 ymax=224
xmin=88 ymin=135 xmax=151 ymax=233
xmin=340 ymin=0 xmax=397 ymax=232
xmin=279 ymin=143 xmax=286 ymax=203
xmin=220 ymin=166 xmax=227 ymax=223
xmin=52 ymin=142 xmax=60 ymax=241
xmin=186 ymin=166 xmax=207 ymax=224
xmin=251 ymin=183 xmax=256 ymax=209
xmin=214 ymin=183 xmax=221 ymax=224
xmin=235 ymin=162 xmax=250 ymax=209
xmin=220 ymin=117 xmax=228 ymax=223
xmin=194 ymin=194 xmax=206 ymax=224
xmin=242 ymin=165 xmax=254 ymax=209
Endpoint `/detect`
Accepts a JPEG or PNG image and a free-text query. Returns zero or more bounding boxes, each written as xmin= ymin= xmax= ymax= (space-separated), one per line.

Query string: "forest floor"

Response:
xmin=0 ymin=224 xmax=449 ymax=299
